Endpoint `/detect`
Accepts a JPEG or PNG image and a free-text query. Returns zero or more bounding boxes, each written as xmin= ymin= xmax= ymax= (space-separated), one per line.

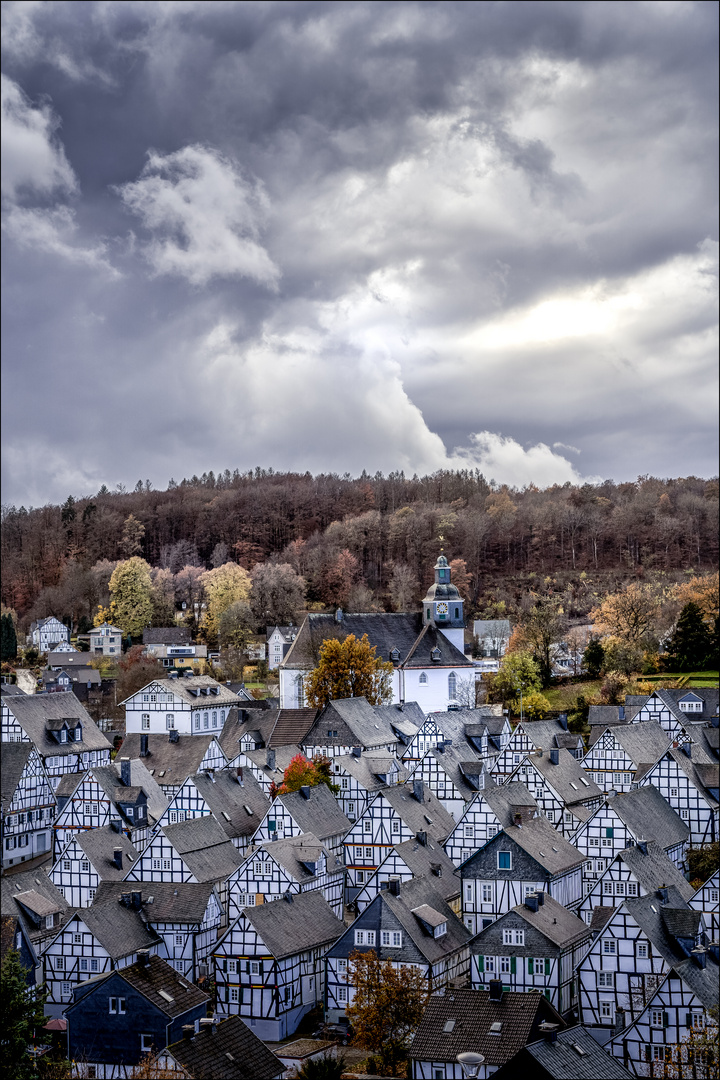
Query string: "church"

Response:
xmin=278 ymin=555 xmax=475 ymax=712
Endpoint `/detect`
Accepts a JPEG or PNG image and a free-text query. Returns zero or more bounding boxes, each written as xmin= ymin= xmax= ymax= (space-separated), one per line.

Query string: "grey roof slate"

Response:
xmin=615 ymin=842 xmax=695 ymax=901
xmin=390 ymin=836 xmax=460 ymax=902
xmin=491 ymin=816 xmax=586 ymax=876
xmin=92 ymin=880 xmax=217 ymax=924
xmin=382 ymin=877 xmax=472 ymax=964
xmin=110 ymin=759 xmax=169 ymax=824
xmin=623 ymin=888 xmax=703 ymax=968
xmin=381 ymin=782 xmax=457 ymax=843
xmin=590 ymin=907 xmax=616 ymax=935
xmin=279 ymin=783 xmax=351 ymax=842
xmin=494 ymin=1025 xmax=635 ymax=1080
xmin=218 ymin=708 xmax=278 ymax=758
xmin=523 ymin=748 xmax=602 ymax=807
xmin=242 ymin=744 xmax=300 ymax=785
xmin=3 ymin=692 xmax=112 ymax=756
xmin=588 ymin=705 xmax=641 ymax=726
xmin=316 ymin=696 xmax=401 ymax=748
xmin=1 ymin=870 xmax=69 ymax=919
xmin=0 ymin=742 xmax=34 ymax=809
xmin=75 ymin=825 xmax=141 ymax=879
xmin=510 ymin=894 xmax=590 ymax=949
xmin=607 ymin=785 xmax=689 ymax=850
xmin=142 ymin=627 xmax=192 ymax=645
xmin=481 ymin=782 xmax=540 ymax=828
xmin=162 ymin=816 xmax=243 ymax=882
xmin=258 ymin=833 xmax=343 ymax=882
xmin=337 ymin=749 xmax=409 ymax=791
xmin=115 ymin=953 xmax=209 ymax=1017
xmin=240 ymin=890 xmax=345 ymax=958
xmin=512 ymin=718 xmax=584 ymax=753
xmin=120 ymin=675 xmax=239 ymax=709
xmin=167 ymin=1013 xmax=284 ymax=1079
xmin=1 ymin=682 xmax=27 ymax=695
xmin=119 ymin=733 xmax=227 ymax=787
xmin=587 ymin=720 xmax=670 ymax=763
xmin=189 ymin=770 xmax=271 ymax=840
xmin=74 ymin=899 xmax=161 ymax=958
xmin=374 ymin=701 xmax=427 ymax=739
xmin=670 ymin=951 xmax=720 ymax=1012
xmin=425 ymin=742 xmax=487 ymax=800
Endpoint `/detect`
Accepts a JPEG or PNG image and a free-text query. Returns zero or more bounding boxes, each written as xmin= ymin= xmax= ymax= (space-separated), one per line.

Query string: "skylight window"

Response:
xmin=443 ymin=1020 xmax=455 ymax=1032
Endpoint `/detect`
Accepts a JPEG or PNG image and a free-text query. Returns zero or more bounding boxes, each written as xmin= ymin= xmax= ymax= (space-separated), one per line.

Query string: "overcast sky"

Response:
xmin=2 ymin=0 xmax=717 ymax=508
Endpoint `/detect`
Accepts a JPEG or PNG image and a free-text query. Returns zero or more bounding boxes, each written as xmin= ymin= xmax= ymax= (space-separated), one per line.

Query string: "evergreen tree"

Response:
xmin=0 ymin=948 xmax=46 ymax=1080
xmin=1 ymin=613 xmax=18 ymax=662
xmin=582 ymin=636 xmax=605 ymax=678
xmin=667 ymin=602 xmax=712 ymax=671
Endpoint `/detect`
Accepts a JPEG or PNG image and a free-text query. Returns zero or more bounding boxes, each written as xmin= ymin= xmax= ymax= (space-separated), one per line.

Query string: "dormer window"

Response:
xmin=430 ymin=647 xmax=441 ymax=662
xmin=390 ymin=648 xmax=400 ymax=663
xmin=60 ymin=730 xmax=67 ymax=743
xmin=74 ymin=727 xmax=82 ymax=742
xmin=433 ymin=922 xmax=447 ymax=938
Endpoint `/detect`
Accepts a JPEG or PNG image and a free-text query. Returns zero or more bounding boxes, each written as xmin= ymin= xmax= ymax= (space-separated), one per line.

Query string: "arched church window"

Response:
xmin=448 ymin=672 xmax=457 ymax=699
xmin=419 ymin=673 xmax=428 ymax=685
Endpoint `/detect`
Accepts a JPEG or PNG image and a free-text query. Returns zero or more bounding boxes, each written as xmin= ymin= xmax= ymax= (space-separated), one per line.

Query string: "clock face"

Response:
xmin=436 ymin=602 xmax=449 ymax=615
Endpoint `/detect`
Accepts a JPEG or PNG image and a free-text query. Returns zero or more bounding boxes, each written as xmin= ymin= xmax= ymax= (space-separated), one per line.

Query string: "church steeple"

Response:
xmin=422 ymin=554 xmax=465 ymax=645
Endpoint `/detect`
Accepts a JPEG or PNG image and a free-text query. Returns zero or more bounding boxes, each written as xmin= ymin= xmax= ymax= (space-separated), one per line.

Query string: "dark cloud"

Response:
xmin=1 ymin=0 xmax=717 ymax=506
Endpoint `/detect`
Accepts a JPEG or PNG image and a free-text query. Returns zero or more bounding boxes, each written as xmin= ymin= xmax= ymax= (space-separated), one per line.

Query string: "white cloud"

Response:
xmin=451 ymin=432 xmax=586 ymax=487
xmin=2 ymin=205 xmax=119 ymax=276
xmin=1 ymin=74 xmax=77 ymax=200
xmin=115 ymin=145 xmax=280 ymax=288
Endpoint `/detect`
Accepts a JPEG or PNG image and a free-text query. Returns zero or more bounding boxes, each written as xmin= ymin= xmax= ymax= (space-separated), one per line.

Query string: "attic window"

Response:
xmin=443 ymin=1020 xmax=455 ymax=1033
xmin=222 ymin=811 xmax=231 ymax=821
xmin=424 ymin=815 xmax=433 ymax=824
xmin=572 ymin=1044 xmax=587 ymax=1057
xmin=158 ymin=771 xmax=166 ymax=778
xmin=580 ymin=778 xmax=589 ymax=786
xmin=244 ymin=806 xmax=254 ymax=816
xmin=569 ymin=782 xmax=578 ymax=790
xmin=158 ymin=990 xmax=174 ymax=1003
xmin=489 ymin=1022 xmax=503 ymax=1035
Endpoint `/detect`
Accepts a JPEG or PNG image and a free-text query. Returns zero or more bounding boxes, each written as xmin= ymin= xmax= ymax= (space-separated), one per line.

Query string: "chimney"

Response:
xmin=300 ymin=785 xmax=311 ymax=800
xmin=416 ymin=830 xmax=427 ymax=846
xmin=618 ymin=706 xmax=625 ymax=721
xmin=682 ymin=742 xmax=692 ymax=758
xmin=536 ymin=891 xmax=545 ymax=905
xmin=638 ymin=840 xmax=648 ymax=855
xmin=437 ymin=743 xmax=445 ymax=754
xmin=137 ymin=949 xmax=150 ymax=967
xmin=488 ymin=979 xmax=503 ymax=1002
xmin=430 ymin=863 xmax=442 ymax=877
xmin=711 ymin=715 xmax=719 ymax=729
xmin=549 ymin=748 xmax=560 ymax=766
xmin=352 ymin=746 xmax=362 ymax=758
xmin=539 ymin=1021 xmax=559 ymax=1044
xmin=413 ymin=778 xmax=424 ymax=803
xmin=691 ymin=947 xmax=707 ymax=969
xmin=182 ymin=1025 xmax=194 ymax=1041
xmin=558 ymin=712 xmax=568 ymax=731
xmin=113 ymin=848 xmax=123 ymax=871
xmin=131 ymin=891 xmax=142 ymax=911
xmin=514 ymin=813 xmax=522 ymax=828
xmin=266 ymin=748 xmax=276 ymax=771
xmin=388 ymin=878 xmax=401 ymax=896
xmin=657 ymin=887 xmax=669 ymax=904
xmin=284 ymin=891 xmax=294 ymax=903
xmin=120 ymin=892 xmax=132 ymax=907
xmin=236 ymin=767 xmax=244 ymax=786
xmin=140 ymin=733 xmax=149 ymax=758
xmin=524 ymin=893 xmax=539 ymax=912
xmin=335 ymin=608 xmax=343 ymax=623
xmin=110 ymin=819 xmax=122 ymax=833
xmin=239 ymin=709 xmax=248 ymax=723
xmin=120 ymin=757 xmax=131 ymax=787
xmin=168 ymin=729 xmax=179 ymax=743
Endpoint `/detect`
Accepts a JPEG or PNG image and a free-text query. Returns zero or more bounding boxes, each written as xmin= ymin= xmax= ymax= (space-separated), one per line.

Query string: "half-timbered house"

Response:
xmin=1 ymin=692 xmax=112 ymax=789
xmin=1 ymin=868 xmax=71 ymax=984
xmin=329 ymin=748 xmax=407 ymax=823
xmin=490 ymin=716 xmax=584 ymax=779
xmin=504 ymin=747 xmax=602 ymax=835
xmin=155 ymin=769 xmax=270 ymax=856
xmin=214 ymin=889 xmax=345 ymax=1041
xmin=50 ymin=825 xmax=140 ymax=908
xmin=406 ymin=740 xmax=491 ymax=822
xmin=353 ymin=833 xmax=459 ymax=914
xmin=325 ymin=877 xmax=472 ymax=1025
xmin=1 ymin=742 xmax=56 ymax=867
xmin=122 ymin=676 xmax=238 ymax=737
xmin=43 ymin=898 xmax=161 ymax=1017
xmin=443 ymin=781 xmax=540 ymax=866
xmin=470 ymin=892 xmax=592 ymax=1018
xmin=343 ymin=780 xmax=455 ymax=903
xmin=689 ymin=870 xmax=719 ymax=942
xmin=577 ymin=841 xmax=695 ymax=926
xmin=227 ymin=833 xmax=345 ymax=920
xmin=398 ymin=707 xmax=510 ymax=768
xmin=218 ymin=707 xmax=277 ymax=760
xmin=52 ymin=762 xmax=163 ymax=857
xmin=251 ymin=781 xmax=351 ymax=858
xmin=93 ymin=881 xmax=223 ymax=980
xmin=165 ymin=1013 xmax=285 ymax=1078
xmin=459 ymin=816 xmax=585 ymax=933
xmin=408 ymin=987 xmax=565 ymax=1080
xmin=638 ymin=747 xmax=719 ymax=846
xmin=29 ymin=616 xmax=69 ymax=653
xmin=300 ymin=696 xmax=401 ymax=759
xmin=124 ymin=815 xmax=243 ymax=921
xmin=574 ymin=786 xmax=689 ymax=892
xmin=228 ymin=744 xmax=300 ymax=795
xmin=65 ymin=952 xmax=209 ymax=1079
xmin=118 ymin=733 xmax=227 ymax=797
xmin=583 ymin=722 xmax=671 ymax=794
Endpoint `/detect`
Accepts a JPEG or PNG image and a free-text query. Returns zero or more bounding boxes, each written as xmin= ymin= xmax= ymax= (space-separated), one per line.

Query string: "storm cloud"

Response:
xmin=1 ymin=0 xmax=717 ymax=507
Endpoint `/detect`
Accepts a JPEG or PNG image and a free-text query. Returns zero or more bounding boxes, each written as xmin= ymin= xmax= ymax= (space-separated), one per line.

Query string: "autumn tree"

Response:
xmin=517 ymin=601 xmax=565 ymax=686
xmin=346 ymin=948 xmax=429 ymax=1076
xmin=150 ymin=568 xmax=176 ymax=627
xmin=0 ymin=948 xmax=47 ymax=1080
xmin=387 ymin=563 xmax=418 ymax=612
xmin=120 ymin=514 xmax=145 ymax=558
xmin=522 ymin=690 xmax=552 ymax=720
xmin=448 ymin=558 xmax=472 ymax=600
xmin=200 ymin=563 xmax=251 ymax=645
xmin=672 ymin=571 xmax=719 ymax=623
xmin=250 ymin=562 xmax=306 ymax=625
xmin=322 ymin=549 xmax=360 ymax=609
xmin=590 ymin=583 xmax=661 ymax=645
xmin=116 ymin=645 xmax=166 ymax=701
xmin=270 ymin=753 xmax=339 ymax=798
xmin=666 ymin=602 xmax=713 ymax=671
xmin=217 ymin=600 xmax=255 ymax=649
xmin=305 ymin=634 xmax=394 ymax=707
xmin=492 ymin=651 xmax=542 ymax=712
xmin=108 ymin=558 xmax=154 ymax=638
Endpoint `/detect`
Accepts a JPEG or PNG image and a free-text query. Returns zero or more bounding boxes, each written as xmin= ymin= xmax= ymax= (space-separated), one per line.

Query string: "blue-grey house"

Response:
xmin=65 ymin=951 xmax=208 ymax=1078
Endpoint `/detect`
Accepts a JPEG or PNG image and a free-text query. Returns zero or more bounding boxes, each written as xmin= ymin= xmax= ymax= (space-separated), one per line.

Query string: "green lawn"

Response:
xmin=543 ymin=681 xmax=603 ymax=710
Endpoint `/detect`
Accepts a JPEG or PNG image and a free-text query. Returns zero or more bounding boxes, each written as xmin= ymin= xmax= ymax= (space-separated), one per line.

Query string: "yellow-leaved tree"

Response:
xmin=347 ymin=948 xmax=429 ymax=1076
xmin=200 ymin=562 xmax=251 ymax=646
xmin=305 ymin=634 xmax=393 ymax=707
xmin=108 ymin=558 xmax=154 ymax=638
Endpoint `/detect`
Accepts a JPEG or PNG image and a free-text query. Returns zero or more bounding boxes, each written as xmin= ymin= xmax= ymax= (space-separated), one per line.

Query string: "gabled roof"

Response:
xmin=669 ymin=952 xmax=720 ymax=1012
xmin=162 ymin=816 xmax=243 ymax=882
xmin=72 ymin=900 xmax=161 ymax=959
xmin=268 ymin=708 xmax=320 ymax=748
xmin=114 ymin=954 xmax=208 ymax=1017
xmin=336 ymin=749 xmax=409 ymax=791
xmin=659 ymin=748 xmax=720 ymax=806
xmin=590 ymin=907 xmax=616 ymax=935
xmin=425 ymin=742 xmax=488 ymax=801
xmin=242 ymin=744 xmax=300 ymax=785
xmin=1 ymin=870 xmax=69 ymax=920
xmin=615 ymin=842 xmax=695 ymax=901
xmin=316 ymin=696 xmax=400 ymax=748
xmin=607 ymin=785 xmax=689 ymax=850
xmin=381 ymin=877 xmax=472 ymax=963
xmin=279 ymin=783 xmax=351 ymax=842
xmin=623 ymin=889 xmax=703 ymax=967
xmin=258 ymin=832 xmax=343 ymax=883
xmin=472 ymin=894 xmax=589 ymax=951
xmin=381 ymin=782 xmax=456 ymax=843
xmin=409 ymin=988 xmax=564 ymax=1066
xmin=167 ymin=1013 xmax=284 ymax=1079
xmin=587 ymin=720 xmax=670 ymax=763
xmin=0 ymin=742 xmax=35 ymax=809
xmin=110 ymin=759 xmax=169 ymax=825
xmin=142 ymin=627 xmax=192 ymax=645
xmin=510 ymin=718 xmax=584 ymax=751
xmin=521 ymin=748 xmax=601 ymax=807
xmin=119 ymin=733 xmax=227 ymax=786
xmin=189 ymin=770 xmax=271 ymax=839
xmin=390 ymin=836 xmax=459 ymax=902
xmin=662 ymin=687 xmax=719 ymax=715
xmin=374 ymin=701 xmax=427 ymax=739
xmin=588 ymin=704 xmax=641 ymax=726
xmin=467 ymin=817 xmax=585 ymax=877
xmin=92 ymin=880 xmax=217 ymax=924
xmin=120 ymin=675 xmax=238 ymax=708
xmin=495 ymin=1024 xmax=635 ymax=1080
xmin=76 ymin=825 xmax=140 ymax=879
xmin=2 ymin=693 xmax=112 ymax=756
xmin=219 ymin=708 xmax=278 ymax=758
xmin=481 ymin=782 xmax=540 ymax=828
xmin=240 ymin=890 xmax=345 ymax=958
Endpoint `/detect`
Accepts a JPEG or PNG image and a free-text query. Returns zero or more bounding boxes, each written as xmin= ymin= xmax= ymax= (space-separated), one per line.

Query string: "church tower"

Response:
xmin=422 ymin=554 xmax=465 ymax=653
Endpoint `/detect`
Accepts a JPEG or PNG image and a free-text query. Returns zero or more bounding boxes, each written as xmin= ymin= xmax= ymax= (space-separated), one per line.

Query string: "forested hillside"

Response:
xmin=2 ymin=469 xmax=718 ymax=631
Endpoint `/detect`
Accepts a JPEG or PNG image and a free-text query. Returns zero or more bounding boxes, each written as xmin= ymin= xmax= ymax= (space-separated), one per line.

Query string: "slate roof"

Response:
xmin=336 ymin=749 xmax=409 ymax=791
xmin=75 ymin=825 xmax=140 ymax=879
xmin=670 ymin=951 xmax=720 ymax=1012
xmin=121 ymin=675 xmax=239 ymax=709
xmin=0 ymin=742 xmax=34 ymax=809
xmin=374 ymin=701 xmax=427 ymax=739
xmin=482 ymin=782 xmax=540 ymax=828
xmin=381 ymin=782 xmax=456 ymax=843
xmin=116 ymin=954 xmax=209 ymax=1017
xmin=92 ymin=881 xmax=217 ymax=925
xmin=162 ymin=816 xmax=243 ymax=882
xmin=426 ymin=742 xmax=486 ymax=800
xmin=590 ymin=907 xmax=616 ymax=935
xmin=3 ymin=692 xmax=112 ymax=756
xmin=390 ymin=836 xmax=460 ymax=902
xmin=588 ymin=720 xmax=670 ymax=762
xmin=588 ymin=705 xmax=641 ymax=726
xmin=167 ymin=1013 xmax=284 ymax=1079
xmin=315 ymin=696 xmax=401 ymax=748
xmin=119 ymin=734 xmax=227 ymax=787
xmin=623 ymin=889 xmax=703 ymax=968
xmin=2 ymin=869 xmax=71 ymax=949
xmin=242 ymin=744 xmax=300 ymax=786
xmin=189 ymin=770 xmax=270 ymax=840
xmin=142 ymin=627 xmax=192 ymax=646
xmin=281 ymin=612 xmax=472 ymax=671
xmin=508 ymin=895 xmax=590 ymax=949
xmin=46 ymin=652 xmax=96 ymax=669
xmin=663 ymin=748 xmax=720 ymax=806
xmin=73 ymin=899 xmax=161 ymax=958
xmin=218 ymin=709 xmax=278 ymax=758
xmin=615 ymin=842 xmax=695 ymax=901
xmin=523 ymin=748 xmax=601 ymax=807
xmin=382 ymin=877 xmax=472 ymax=963
xmin=110 ymin=759 xmax=169 ymax=824
xmin=258 ymin=833 xmax=344 ymax=882
xmin=43 ymin=666 xmax=101 ymax=687
xmin=240 ymin=890 xmax=345 ymax=958
xmin=512 ymin=718 xmax=584 ymax=753
xmin=268 ymin=709 xmax=321 ymax=748
xmin=279 ymin=783 xmax=351 ymax=842
xmin=0 ymin=682 xmax=27 ymax=696
xmin=607 ymin=785 xmax=689 ymax=850
xmin=493 ymin=1024 xmax=635 ymax=1080
xmin=409 ymin=988 xmax=564 ymax=1066
xmin=485 ymin=816 xmax=585 ymax=876
xmin=656 ymin=687 xmax=719 ymax=721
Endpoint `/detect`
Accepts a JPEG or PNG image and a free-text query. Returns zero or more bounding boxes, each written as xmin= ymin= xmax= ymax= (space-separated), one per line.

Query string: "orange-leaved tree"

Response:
xmin=346 ymin=948 xmax=429 ymax=1076
xmin=269 ymin=753 xmax=339 ymax=799
xmin=304 ymin=634 xmax=393 ymax=707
